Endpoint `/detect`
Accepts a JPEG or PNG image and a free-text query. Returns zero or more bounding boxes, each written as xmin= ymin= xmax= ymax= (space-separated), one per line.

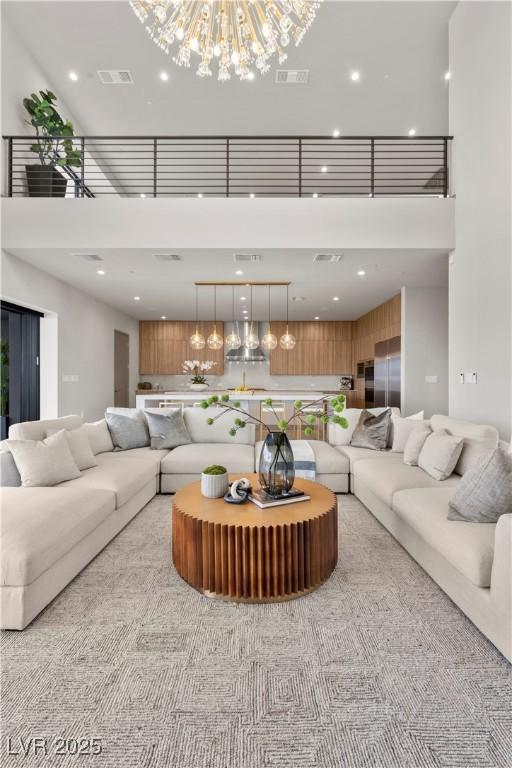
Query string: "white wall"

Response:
xmin=0 ymin=250 xmax=139 ymax=421
xmin=449 ymin=1 xmax=511 ymax=440
xmin=401 ymin=286 xmax=449 ymax=418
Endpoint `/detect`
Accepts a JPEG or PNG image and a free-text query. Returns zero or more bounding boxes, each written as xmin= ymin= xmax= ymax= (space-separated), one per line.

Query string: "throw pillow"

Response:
xmin=47 ymin=425 xmax=97 ymax=470
xmin=403 ymin=427 xmax=431 ymax=466
xmin=4 ymin=431 xmax=81 ymax=487
xmin=144 ymin=409 xmax=192 ymax=450
xmin=0 ymin=449 xmax=21 ymax=486
xmin=391 ymin=417 xmax=430 ymax=453
xmin=418 ymin=429 xmax=464 ymax=481
xmin=350 ymin=409 xmax=391 ymax=451
xmin=105 ymin=411 xmax=150 ymax=451
xmin=448 ymin=447 xmax=512 ymax=522
xmin=83 ymin=419 xmax=114 ymax=455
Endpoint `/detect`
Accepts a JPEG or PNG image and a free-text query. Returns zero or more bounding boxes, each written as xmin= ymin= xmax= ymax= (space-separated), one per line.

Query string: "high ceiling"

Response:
xmin=3 ymin=0 xmax=454 ymax=135
xmin=7 ymin=248 xmax=449 ymax=320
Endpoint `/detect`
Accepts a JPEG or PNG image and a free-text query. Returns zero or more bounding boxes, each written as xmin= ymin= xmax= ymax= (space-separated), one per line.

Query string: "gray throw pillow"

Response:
xmin=350 ymin=409 xmax=391 ymax=450
xmin=144 ymin=409 xmax=191 ymax=450
xmin=105 ymin=411 xmax=150 ymax=451
xmin=448 ymin=446 xmax=512 ymax=522
xmin=0 ymin=449 xmax=21 ymax=486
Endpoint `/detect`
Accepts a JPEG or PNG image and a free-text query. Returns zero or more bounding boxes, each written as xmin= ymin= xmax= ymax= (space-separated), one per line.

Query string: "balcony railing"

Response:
xmin=4 ymin=135 xmax=452 ymax=199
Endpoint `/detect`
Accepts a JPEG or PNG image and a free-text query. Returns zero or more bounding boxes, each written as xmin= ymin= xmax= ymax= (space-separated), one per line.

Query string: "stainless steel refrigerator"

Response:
xmin=374 ymin=336 xmax=401 ymax=408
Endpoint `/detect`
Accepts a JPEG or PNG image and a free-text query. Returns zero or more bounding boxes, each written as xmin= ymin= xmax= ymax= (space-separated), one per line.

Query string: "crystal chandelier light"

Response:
xmin=189 ymin=284 xmax=206 ymax=349
xmin=279 ymin=284 xmax=296 ymax=350
xmin=225 ymin=286 xmax=242 ymax=349
xmin=244 ymin=285 xmax=260 ymax=349
xmin=261 ymin=284 xmax=277 ymax=350
xmin=130 ymin=0 xmax=322 ymax=82
xmin=207 ymin=285 xmax=224 ymax=350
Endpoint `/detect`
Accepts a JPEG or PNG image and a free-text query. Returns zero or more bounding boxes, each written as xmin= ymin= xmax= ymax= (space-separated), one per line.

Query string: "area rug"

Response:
xmin=1 ymin=495 xmax=511 ymax=768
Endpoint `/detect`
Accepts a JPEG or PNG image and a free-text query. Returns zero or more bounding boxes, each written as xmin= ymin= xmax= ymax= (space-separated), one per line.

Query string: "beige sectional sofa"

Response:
xmin=1 ymin=408 xmax=510 ymax=663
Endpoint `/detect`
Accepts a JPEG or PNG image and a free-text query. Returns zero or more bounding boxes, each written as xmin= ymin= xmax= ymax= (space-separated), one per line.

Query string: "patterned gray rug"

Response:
xmin=1 ymin=495 xmax=511 ymax=768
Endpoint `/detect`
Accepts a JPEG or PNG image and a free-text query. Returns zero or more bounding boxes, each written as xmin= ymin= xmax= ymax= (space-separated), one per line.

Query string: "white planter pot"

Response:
xmin=190 ymin=383 xmax=209 ymax=391
xmin=201 ymin=472 xmax=229 ymax=499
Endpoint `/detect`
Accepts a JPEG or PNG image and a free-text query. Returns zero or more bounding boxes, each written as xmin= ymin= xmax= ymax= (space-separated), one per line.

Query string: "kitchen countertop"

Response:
xmin=136 ymin=390 xmax=333 ymax=401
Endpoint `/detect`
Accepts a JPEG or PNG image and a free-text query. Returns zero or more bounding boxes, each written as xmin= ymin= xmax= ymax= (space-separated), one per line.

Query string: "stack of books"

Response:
xmin=248 ymin=488 xmax=310 ymax=509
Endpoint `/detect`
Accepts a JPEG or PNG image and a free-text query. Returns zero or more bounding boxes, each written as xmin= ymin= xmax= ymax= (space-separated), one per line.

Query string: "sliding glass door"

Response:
xmin=0 ymin=301 xmax=41 ymax=439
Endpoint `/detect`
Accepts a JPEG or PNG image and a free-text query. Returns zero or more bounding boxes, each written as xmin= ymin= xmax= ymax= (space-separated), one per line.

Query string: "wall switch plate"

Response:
xmin=425 ymin=375 xmax=438 ymax=384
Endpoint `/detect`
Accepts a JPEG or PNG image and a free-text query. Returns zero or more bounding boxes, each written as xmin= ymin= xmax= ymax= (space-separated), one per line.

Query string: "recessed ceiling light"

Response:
xmin=321 ymin=166 xmax=328 ymax=173
xmin=312 ymin=192 xmax=318 ymax=198
xmin=160 ymin=71 xmax=169 ymax=81
xmin=357 ymin=269 xmax=366 ymax=276
xmin=197 ymin=193 xmax=203 ymax=198
xmin=240 ymin=296 xmax=246 ymax=301
xmin=161 ymin=315 xmax=167 ymax=319
xmin=408 ymin=128 xmax=416 ymax=137
xmin=332 ymin=296 xmax=340 ymax=301
xmin=133 ymin=296 xmax=141 ymax=301
xmin=249 ymin=193 xmax=255 ymax=198
xmin=140 ymin=193 xmax=146 ymax=198
xmin=292 ymin=296 xmax=305 ymax=302
xmin=332 ymin=129 xmax=340 ymax=138
xmin=235 ymin=270 xmax=243 ymax=275
xmin=314 ymin=316 xmax=320 ymax=320
xmin=69 ymin=71 xmax=78 ymax=81
xmin=247 ymin=72 xmax=255 ymax=81
xmin=350 ymin=71 xmax=360 ymax=82
xmin=444 ymin=71 xmax=451 ymax=81
xmin=96 ymin=269 xmax=105 ymax=275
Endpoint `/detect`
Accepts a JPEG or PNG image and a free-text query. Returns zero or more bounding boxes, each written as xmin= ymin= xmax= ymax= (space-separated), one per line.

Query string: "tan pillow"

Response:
xmin=418 ymin=429 xmax=464 ymax=481
xmin=4 ymin=430 xmax=81 ymax=487
xmin=47 ymin=425 xmax=97 ymax=470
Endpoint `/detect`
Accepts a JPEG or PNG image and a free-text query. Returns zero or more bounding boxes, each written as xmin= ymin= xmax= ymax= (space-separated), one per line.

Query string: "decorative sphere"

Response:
xmin=190 ymin=331 xmax=205 ymax=349
xmin=280 ymin=330 xmax=296 ymax=350
xmin=225 ymin=331 xmax=241 ymax=349
xmin=244 ymin=330 xmax=260 ymax=350
xmin=207 ymin=330 xmax=224 ymax=350
xmin=261 ymin=332 xmax=278 ymax=350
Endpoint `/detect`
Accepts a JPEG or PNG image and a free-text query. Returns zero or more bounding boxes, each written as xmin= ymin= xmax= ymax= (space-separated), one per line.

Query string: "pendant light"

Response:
xmin=261 ymin=284 xmax=278 ymax=350
xmin=279 ymin=284 xmax=296 ymax=350
xmin=207 ymin=285 xmax=223 ymax=350
xmin=189 ymin=284 xmax=206 ymax=349
xmin=225 ymin=286 xmax=242 ymax=349
xmin=245 ymin=284 xmax=259 ymax=349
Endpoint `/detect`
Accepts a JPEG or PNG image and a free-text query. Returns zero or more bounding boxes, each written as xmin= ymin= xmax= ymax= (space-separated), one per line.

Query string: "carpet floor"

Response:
xmin=1 ymin=494 xmax=511 ymax=768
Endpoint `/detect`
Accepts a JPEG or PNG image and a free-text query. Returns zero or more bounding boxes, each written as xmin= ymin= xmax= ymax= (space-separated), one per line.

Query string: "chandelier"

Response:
xmin=130 ymin=0 xmax=322 ymax=82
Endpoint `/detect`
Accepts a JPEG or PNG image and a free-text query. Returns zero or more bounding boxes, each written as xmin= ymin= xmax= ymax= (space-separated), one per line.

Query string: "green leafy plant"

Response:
xmin=23 ymin=90 xmax=81 ymax=168
xmin=200 ymin=393 xmax=349 ymax=438
xmin=202 ymin=465 xmax=227 ymax=475
xmin=0 ymin=339 xmax=9 ymax=418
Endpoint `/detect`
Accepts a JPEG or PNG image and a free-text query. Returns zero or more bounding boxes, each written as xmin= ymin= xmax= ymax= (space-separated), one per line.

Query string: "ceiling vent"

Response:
xmin=97 ymin=70 xmax=133 ymax=85
xmin=153 ymin=253 xmax=182 ymax=262
xmin=313 ymin=253 xmax=343 ymax=264
xmin=73 ymin=253 xmax=103 ymax=262
xmin=233 ymin=253 xmax=263 ymax=262
xmin=275 ymin=69 xmax=309 ymax=84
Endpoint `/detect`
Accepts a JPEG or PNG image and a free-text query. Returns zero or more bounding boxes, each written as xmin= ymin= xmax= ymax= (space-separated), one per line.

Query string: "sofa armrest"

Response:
xmin=490 ymin=513 xmax=512 ymax=659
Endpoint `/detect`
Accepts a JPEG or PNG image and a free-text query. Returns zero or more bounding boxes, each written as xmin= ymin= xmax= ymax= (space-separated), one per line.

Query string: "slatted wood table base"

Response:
xmin=172 ymin=475 xmax=338 ymax=602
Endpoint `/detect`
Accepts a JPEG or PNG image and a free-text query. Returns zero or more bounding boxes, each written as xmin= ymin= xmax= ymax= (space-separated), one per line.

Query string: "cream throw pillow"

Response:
xmin=47 ymin=425 xmax=97 ymax=470
xmin=5 ymin=430 xmax=81 ymax=487
xmin=83 ymin=419 xmax=114 ymax=455
xmin=403 ymin=427 xmax=432 ymax=466
xmin=391 ymin=417 xmax=429 ymax=452
xmin=418 ymin=429 xmax=464 ymax=481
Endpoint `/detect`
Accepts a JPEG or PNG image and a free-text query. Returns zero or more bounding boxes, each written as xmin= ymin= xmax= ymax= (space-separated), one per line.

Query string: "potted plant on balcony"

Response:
xmin=200 ymin=393 xmax=348 ymax=498
xmin=23 ymin=90 xmax=81 ymax=197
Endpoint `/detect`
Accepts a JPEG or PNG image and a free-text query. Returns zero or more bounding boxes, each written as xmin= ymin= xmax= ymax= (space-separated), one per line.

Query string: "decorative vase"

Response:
xmin=258 ymin=431 xmax=295 ymax=498
xmin=25 ymin=165 xmax=68 ymax=197
xmin=190 ymin=383 xmax=208 ymax=391
xmin=201 ymin=471 xmax=229 ymax=499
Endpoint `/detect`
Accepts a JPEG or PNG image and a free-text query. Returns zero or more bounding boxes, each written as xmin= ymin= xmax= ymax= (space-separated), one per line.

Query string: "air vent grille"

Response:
xmin=313 ymin=253 xmax=343 ymax=264
xmin=97 ymin=69 xmax=133 ymax=85
xmin=233 ymin=254 xmax=263 ymax=262
xmin=275 ymin=69 xmax=309 ymax=84
xmin=153 ymin=253 xmax=182 ymax=262
xmin=73 ymin=253 xmax=103 ymax=262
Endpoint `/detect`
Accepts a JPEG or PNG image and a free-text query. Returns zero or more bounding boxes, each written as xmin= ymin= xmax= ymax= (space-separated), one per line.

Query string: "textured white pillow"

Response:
xmin=407 ymin=410 xmax=425 ymax=420
xmin=418 ymin=429 xmax=464 ymax=481
xmin=5 ymin=430 xmax=81 ymax=487
xmin=47 ymin=425 xmax=97 ymax=470
xmin=391 ymin=417 xmax=430 ymax=453
xmin=403 ymin=428 xmax=432 ymax=466
xmin=83 ymin=419 xmax=114 ymax=455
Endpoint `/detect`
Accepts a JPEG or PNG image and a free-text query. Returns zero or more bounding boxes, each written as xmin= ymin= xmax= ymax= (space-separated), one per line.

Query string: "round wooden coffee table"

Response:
xmin=172 ymin=474 xmax=337 ymax=602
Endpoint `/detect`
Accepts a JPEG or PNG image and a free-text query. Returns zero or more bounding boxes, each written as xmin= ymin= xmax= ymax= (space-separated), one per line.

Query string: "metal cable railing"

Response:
xmin=4 ymin=135 xmax=452 ymax=198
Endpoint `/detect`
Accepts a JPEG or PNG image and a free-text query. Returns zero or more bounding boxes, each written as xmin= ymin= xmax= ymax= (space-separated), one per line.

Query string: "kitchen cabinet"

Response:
xmin=269 ymin=321 xmax=353 ymax=375
xmin=139 ymin=321 xmax=225 ymax=375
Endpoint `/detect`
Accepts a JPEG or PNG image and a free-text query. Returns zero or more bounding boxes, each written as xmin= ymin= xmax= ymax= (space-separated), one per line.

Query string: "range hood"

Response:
xmin=225 ymin=321 xmax=267 ymax=363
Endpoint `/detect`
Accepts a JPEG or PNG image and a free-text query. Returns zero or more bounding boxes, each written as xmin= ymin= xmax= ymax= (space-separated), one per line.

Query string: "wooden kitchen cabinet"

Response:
xmin=139 ymin=321 xmax=225 ymax=375
xmin=270 ymin=321 xmax=353 ymax=375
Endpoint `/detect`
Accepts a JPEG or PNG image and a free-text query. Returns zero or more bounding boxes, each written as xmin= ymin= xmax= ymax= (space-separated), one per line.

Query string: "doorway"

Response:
xmin=0 ymin=301 xmax=42 ymax=439
xmin=114 ymin=330 xmax=130 ymax=407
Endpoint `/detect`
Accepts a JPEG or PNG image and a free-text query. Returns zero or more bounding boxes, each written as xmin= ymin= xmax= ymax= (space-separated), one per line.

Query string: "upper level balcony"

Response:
xmin=4 ymin=134 xmax=452 ymax=199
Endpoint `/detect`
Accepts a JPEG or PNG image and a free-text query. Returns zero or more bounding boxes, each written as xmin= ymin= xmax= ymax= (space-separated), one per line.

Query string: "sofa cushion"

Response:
xmin=0 ymin=487 xmax=115 ymax=586
xmin=335 ymin=445 xmax=402 ymax=473
xmin=97 ymin=447 xmax=169 ymax=476
xmin=183 ymin=407 xmax=255 ymax=445
xmin=430 ymin=415 xmax=499 ymax=476
xmin=8 ymin=415 xmax=83 ymax=441
xmin=59 ymin=453 xmax=156 ymax=507
xmin=392 ymin=487 xmax=496 ymax=587
xmin=353 ymin=457 xmax=460 ymax=507
xmin=161 ymin=443 xmax=255 ymax=475
xmin=256 ymin=439 xmax=349 ymax=475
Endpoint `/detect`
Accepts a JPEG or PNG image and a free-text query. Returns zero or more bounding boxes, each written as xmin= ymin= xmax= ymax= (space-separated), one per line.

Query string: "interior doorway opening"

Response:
xmin=114 ymin=330 xmax=130 ymax=408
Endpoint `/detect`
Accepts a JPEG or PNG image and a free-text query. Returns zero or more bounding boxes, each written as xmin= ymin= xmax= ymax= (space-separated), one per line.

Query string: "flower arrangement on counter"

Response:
xmin=182 ymin=359 xmax=217 ymax=386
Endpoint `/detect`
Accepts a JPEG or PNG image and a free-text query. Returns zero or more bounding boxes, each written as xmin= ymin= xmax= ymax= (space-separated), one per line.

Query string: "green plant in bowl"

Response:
xmin=202 ymin=465 xmax=227 ymax=476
